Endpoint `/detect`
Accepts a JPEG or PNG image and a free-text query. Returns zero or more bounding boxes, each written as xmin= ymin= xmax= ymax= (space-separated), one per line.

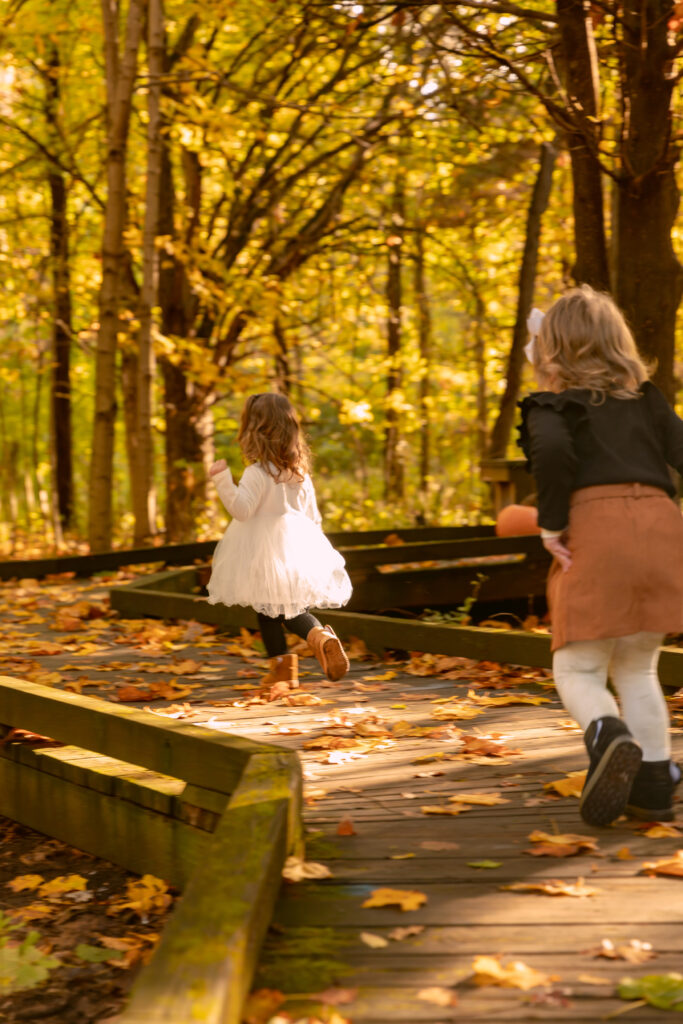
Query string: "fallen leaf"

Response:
xmin=641 ymin=850 xmax=683 ymax=878
xmin=360 ymin=931 xmax=389 ymax=948
xmin=38 ymin=874 xmax=88 ymax=897
xmin=6 ymin=875 xmax=44 ymax=893
xmin=108 ymin=875 xmax=172 ymax=918
xmin=467 ymin=860 xmax=502 ymax=869
xmin=362 ymin=888 xmax=427 ymax=911
xmin=448 ymin=792 xmax=509 ymax=806
xmin=337 ymin=817 xmax=356 ymax=836
xmin=242 ymin=988 xmax=285 ymax=1024
xmin=643 ymin=824 xmax=682 ymax=838
xmin=525 ymin=830 xmax=598 ymax=858
xmin=471 ymin=954 xmax=559 ymax=990
xmin=587 ymin=938 xmax=656 ymax=964
xmin=388 ymin=925 xmax=424 ymax=941
xmin=421 ymin=804 xmax=471 ymax=816
xmin=417 ymin=986 xmax=458 ymax=1006
xmin=466 ymin=689 xmax=550 ymax=707
xmin=544 ymin=770 xmax=587 ymax=798
xmin=618 ymin=972 xmax=683 ymax=1011
xmin=282 ymin=857 xmax=332 ymax=882
xmin=310 ymin=986 xmax=358 ymax=1005
xmin=420 ymin=840 xmax=459 ymax=852
xmin=500 ymin=878 xmax=600 ymax=898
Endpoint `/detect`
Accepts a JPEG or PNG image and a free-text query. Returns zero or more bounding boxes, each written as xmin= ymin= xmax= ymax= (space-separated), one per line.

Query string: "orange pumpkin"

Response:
xmin=495 ymin=503 xmax=540 ymax=537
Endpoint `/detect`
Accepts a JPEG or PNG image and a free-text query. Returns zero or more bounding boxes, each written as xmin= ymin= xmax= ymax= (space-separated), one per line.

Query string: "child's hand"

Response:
xmin=209 ymin=459 xmax=228 ymax=477
xmin=542 ymin=534 xmax=572 ymax=572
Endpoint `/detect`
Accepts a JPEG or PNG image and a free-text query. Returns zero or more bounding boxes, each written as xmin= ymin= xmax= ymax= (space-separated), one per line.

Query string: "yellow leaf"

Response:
xmin=543 ymin=769 xmax=587 ymax=798
xmin=421 ymin=804 xmax=472 ymax=816
xmin=6 ymin=874 xmax=44 ymax=893
xmin=108 ymin=875 xmax=172 ymax=918
xmin=616 ymin=846 xmax=634 ymax=860
xmin=360 ymin=931 xmax=389 ymax=948
xmin=466 ymin=689 xmax=550 ymax=707
xmin=417 ymin=986 xmax=458 ymax=1006
xmin=39 ymin=874 xmax=88 ymax=897
xmin=500 ymin=877 xmax=600 ymax=897
xmin=641 ymin=850 xmax=683 ymax=877
xmin=471 ymin=954 xmax=560 ymax=990
xmin=448 ymin=792 xmax=509 ymax=806
xmin=644 ymin=824 xmax=682 ymax=838
xmin=362 ymin=887 xmax=427 ymax=911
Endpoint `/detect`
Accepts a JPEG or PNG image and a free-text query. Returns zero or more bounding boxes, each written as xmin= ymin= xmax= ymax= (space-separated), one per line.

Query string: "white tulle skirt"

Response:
xmin=207 ymin=512 xmax=353 ymax=619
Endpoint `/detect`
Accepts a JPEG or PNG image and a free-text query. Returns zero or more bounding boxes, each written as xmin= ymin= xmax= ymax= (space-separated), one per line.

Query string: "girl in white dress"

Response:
xmin=208 ymin=393 xmax=352 ymax=689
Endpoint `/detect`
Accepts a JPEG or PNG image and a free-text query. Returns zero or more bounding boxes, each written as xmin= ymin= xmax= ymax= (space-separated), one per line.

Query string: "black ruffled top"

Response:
xmin=517 ymin=382 xmax=683 ymax=530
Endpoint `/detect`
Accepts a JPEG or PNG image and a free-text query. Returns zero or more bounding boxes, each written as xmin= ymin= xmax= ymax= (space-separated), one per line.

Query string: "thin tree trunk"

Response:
xmin=132 ymin=0 xmax=163 ymax=543
xmin=614 ymin=0 xmax=682 ymax=402
xmin=89 ymin=0 xmax=145 ymax=552
xmin=556 ymin=0 xmax=610 ymax=290
xmin=488 ymin=140 xmax=557 ymax=458
xmin=384 ymin=176 xmax=405 ymax=502
xmin=273 ymin=317 xmax=290 ymax=394
xmin=45 ymin=44 xmax=73 ymax=532
xmin=414 ymin=224 xmax=432 ymax=488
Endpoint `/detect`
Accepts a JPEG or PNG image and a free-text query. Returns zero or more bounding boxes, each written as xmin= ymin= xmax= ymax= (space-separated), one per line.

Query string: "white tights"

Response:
xmin=552 ymin=632 xmax=670 ymax=761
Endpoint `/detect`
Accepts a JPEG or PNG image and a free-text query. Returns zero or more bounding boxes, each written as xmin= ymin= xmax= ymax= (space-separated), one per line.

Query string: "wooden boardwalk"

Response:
xmin=1 ymin=574 xmax=682 ymax=1022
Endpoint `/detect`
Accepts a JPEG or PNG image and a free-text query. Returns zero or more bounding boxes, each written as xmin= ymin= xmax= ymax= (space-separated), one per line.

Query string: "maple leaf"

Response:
xmin=641 ymin=849 xmax=683 ymax=877
xmin=108 ymin=875 xmax=172 ymax=918
xmin=8 ymin=903 xmax=55 ymax=925
xmin=448 ymin=792 xmax=509 ymax=806
xmin=38 ymin=875 xmax=88 ymax=897
xmin=470 ymin=954 xmax=560 ymax=990
xmin=6 ymin=875 xmax=44 ymax=893
xmin=362 ymin=887 xmax=427 ymax=911
xmin=336 ymin=817 xmax=356 ymax=836
xmin=465 ymin=689 xmax=550 ymax=707
xmin=282 ymin=857 xmax=332 ymax=882
xmin=460 ymin=733 xmax=520 ymax=758
xmin=421 ymin=804 xmax=472 ymax=816
xmin=501 ymin=877 xmax=600 ymax=897
xmin=359 ymin=931 xmax=388 ymax=948
xmin=543 ymin=769 xmax=587 ymax=798
xmin=525 ymin=830 xmax=598 ymax=857
xmin=417 ymin=986 xmax=458 ymax=1006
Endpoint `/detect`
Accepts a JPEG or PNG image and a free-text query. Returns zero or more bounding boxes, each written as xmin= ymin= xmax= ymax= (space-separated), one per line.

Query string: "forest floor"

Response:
xmin=0 ymin=568 xmax=682 ymax=1023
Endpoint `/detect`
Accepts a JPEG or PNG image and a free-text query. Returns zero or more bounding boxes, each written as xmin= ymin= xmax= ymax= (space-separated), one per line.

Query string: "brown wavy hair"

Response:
xmin=533 ymin=285 xmax=650 ymax=398
xmin=237 ymin=393 xmax=312 ymax=481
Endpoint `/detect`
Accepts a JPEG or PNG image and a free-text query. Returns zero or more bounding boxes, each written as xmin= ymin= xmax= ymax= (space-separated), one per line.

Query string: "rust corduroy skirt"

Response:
xmin=547 ymin=483 xmax=683 ymax=651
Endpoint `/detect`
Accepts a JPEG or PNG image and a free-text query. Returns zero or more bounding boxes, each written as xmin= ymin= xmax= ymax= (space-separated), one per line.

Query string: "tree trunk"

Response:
xmin=273 ymin=317 xmax=290 ymax=394
xmin=45 ymin=44 xmax=74 ymax=532
xmin=488 ymin=140 xmax=557 ymax=458
xmin=556 ymin=0 xmax=610 ymax=290
xmin=131 ymin=0 xmax=163 ymax=544
xmin=614 ymin=0 xmax=682 ymax=402
xmin=89 ymin=0 xmax=145 ymax=552
xmin=414 ymin=224 xmax=432 ymax=488
xmin=384 ymin=177 xmax=405 ymax=502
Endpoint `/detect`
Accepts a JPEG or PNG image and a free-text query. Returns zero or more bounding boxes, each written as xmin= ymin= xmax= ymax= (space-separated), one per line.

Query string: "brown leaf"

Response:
xmin=471 ymin=954 xmax=560 ymax=990
xmin=337 ymin=817 xmax=356 ymax=836
xmin=242 ymin=988 xmax=285 ymax=1024
xmin=525 ymin=830 xmax=598 ymax=858
xmin=417 ymin=986 xmax=458 ymax=1006
xmin=500 ymin=877 xmax=600 ymax=898
xmin=641 ymin=849 xmax=683 ymax=877
xmin=362 ymin=888 xmax=427 ymax=911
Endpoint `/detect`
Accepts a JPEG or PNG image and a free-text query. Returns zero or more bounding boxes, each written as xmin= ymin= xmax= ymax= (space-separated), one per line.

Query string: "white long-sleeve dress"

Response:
xmin=207 ymin=462 xmax=352 ymax=618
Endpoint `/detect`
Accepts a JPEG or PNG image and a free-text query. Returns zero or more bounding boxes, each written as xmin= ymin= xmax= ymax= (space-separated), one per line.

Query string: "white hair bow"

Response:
xmin=524 ymin=307 xmax=545 ymax=363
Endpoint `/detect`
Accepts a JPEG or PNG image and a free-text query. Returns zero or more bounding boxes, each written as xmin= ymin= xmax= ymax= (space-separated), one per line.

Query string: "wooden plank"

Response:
xmin=0 ymin=676 xmax=284 ymax=791
xmin=340 ymin=534 xmax=545 ymax=568
xmin=0 ymin=526 xmax=493 ymax=581
xmin=0 ymin=754 xmax=210 ymax=887
xmin=119 ymin=752 xmax=302 ymax=1024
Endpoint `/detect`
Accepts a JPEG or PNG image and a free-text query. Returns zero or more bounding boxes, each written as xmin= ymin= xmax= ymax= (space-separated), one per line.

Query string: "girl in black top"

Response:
xmin=520 ymin=285 xmax=683 ymax=826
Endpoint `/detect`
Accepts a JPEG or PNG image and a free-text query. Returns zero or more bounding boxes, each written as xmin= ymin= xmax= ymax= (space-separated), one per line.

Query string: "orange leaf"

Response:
xmin=641 ymin=849 xmax=683 ymax=877
xmin=337 ymin=817 xmax=357 ymax=836
xmin=471 ymin=955 xmax=560 ymax=990
xmin=362 ymin=888 xmax=427 ymax=911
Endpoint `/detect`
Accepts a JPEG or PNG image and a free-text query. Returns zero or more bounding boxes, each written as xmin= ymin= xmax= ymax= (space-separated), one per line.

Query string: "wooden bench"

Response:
xmin=0 ymin=678 xmax=302 ymax=1024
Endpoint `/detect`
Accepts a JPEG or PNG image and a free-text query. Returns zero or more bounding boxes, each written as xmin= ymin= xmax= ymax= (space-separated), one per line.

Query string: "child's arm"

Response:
xmin=526 ymin=405 xmax=577 ymax=532
xmin=210 ymin=462 xmax=266 ymax=521
xmin=303 ymin=475 xmax=323 ymax=525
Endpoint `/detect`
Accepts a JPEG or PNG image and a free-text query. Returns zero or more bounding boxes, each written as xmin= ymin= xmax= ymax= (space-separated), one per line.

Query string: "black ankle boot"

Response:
xmin=579 ymin=716 xmax=642 ymax=827
xmin=626 ymin=760 xmax=680 ymax=821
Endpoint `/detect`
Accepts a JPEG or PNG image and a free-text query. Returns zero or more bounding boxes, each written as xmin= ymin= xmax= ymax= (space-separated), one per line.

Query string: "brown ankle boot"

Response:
xmin=306 ymin=625 xmax=349 ymax=682
xmin=260 ymin=653 xmax=299 ymax=689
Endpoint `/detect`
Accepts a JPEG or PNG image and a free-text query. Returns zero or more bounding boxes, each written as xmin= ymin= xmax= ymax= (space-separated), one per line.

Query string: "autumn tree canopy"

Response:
xmin=0 ymin=0 xmax=681 ymax=552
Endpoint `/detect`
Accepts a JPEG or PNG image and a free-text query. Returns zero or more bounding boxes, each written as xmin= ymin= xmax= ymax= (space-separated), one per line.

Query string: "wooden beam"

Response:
xmin=119 ymin=752 xmax=302 ymax=1024
xmin=0 ymin=677 xmax=283 ymax=792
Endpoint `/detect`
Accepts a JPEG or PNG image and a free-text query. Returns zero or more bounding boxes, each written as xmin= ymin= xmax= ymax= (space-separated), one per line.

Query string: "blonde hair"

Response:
xmin=533 ymin=285 xmax=650 ymax=398
xmin=237 ymin=393 xmax=311 ymax=481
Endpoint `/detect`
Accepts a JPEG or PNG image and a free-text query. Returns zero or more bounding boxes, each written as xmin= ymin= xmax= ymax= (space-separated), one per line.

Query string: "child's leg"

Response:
xmin=552 ymin=637 xmax=618 ymax=728
xmin=256 ymin=613 xmax=298 ymax=689
xmin=553 ymin=637 xmax=641 ymax=827
xmin=283 ymin=611 xmax=321 ymax=642
xmin=284 ymin=611 xmax=349 ymax=682
xmin=609 ymin=632 xmax=669 ymax=760
xmin=257 ymin=613 xmax=288 ymax=657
